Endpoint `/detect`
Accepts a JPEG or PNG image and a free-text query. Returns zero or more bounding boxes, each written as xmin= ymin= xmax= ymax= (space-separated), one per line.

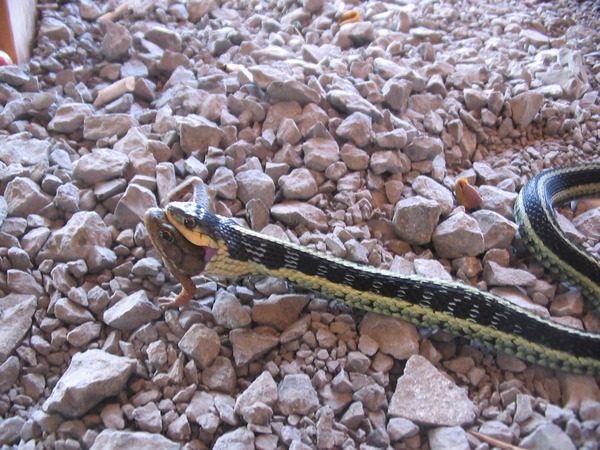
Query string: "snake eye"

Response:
xmin=183 ymin=217 xmax=196 ymax=229
xmin=159 ymin=229 xmax=174 ymax=243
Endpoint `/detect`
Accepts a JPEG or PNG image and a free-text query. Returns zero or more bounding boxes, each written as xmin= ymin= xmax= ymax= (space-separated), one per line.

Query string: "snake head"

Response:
xmin=164 ymin=201 xmax=224 ymax=250
xmin=144 ymin=207 xmax=207 ymax=277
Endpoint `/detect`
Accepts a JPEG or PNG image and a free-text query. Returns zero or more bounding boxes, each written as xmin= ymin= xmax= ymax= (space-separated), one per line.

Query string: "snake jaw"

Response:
xmin=204 ymin=246 xmax=219 ymax=265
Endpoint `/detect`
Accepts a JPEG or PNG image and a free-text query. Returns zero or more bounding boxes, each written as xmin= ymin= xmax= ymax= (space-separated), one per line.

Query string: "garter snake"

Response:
xmin=152 ymin=165 xmax=600 ymax=376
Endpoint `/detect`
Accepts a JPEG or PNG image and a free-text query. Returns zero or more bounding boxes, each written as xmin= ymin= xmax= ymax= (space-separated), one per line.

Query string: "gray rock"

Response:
xmin=375 ymin=129 xmax=408 ymax=150
xmin=90 ymin=429 xmax=179 ymax=450
xmin=404 ymin=136 xmax=443 ymax=162
xmin=146 ymin=340 xmax=167 ymax=369
xmin=8 ymin=247 xmax=31 ymax=271
xmin=0 ymin=416 xmax=25 ymax=446
xmin=271 ymin=201 xmax=328 ymax=232
xmin=478 ymin=185 xmax=518 ymax=219
xmin=392 ymin=196 xmax=441 ymax=245
xmin=177 ymin=114 xmax=224 ymax=155
xmin=251 ymin=294 xmax=310 ymax=331
xmin=278 ymin=374 xmax=319 ymax=416
xmin=326 ymin=89 xmax=383 ymax=122
xmin=478 ymin=420 xmax=514 ymax=444
xmin=336 ymin=21 xmax=376 ymax=48
xmin=280 ymin=315 xmax=311 ymax=344
xmin=234 ymin=370 xmax=278 ymax=415
xmin=178 ymin=323 xmax=221 ymax=369
xmin=354 ymin=382 xmax=387 ymax=412
xmin=73 ymin=148 xmax=129 ymax=185
xmin=335 ymin=112 xmax=372 ymax=147
xmin=483 ymin=261 xmax=538 ymax=288
xmin=316 ymin=406 xmax=335 ymax=449
xmin=101 ymin=21 xmax=132 ymax=61
xmin=346 ymin=351 xmax=371 ymax=373
xmin=276 ymin=117 xmax=302 ymax=145
xmin=83 ymin=114 xmax=139 ymax=140
xmin=48 ymin=103 xmax=93 ymax=133
xmin=6 ymin=269 xmax=44 ymax=296
xmin=519 ymin=28 xmax=550 ymax=47
xmin=54 ymin=182 xmax=80 ymax=212
xmin=0 ymin=356 xmax=20 ymax=395
xmin=39 ymin=16 xmax=72 ymax=42
xmin=267 ymin=79 xmax=320 ymax=106
xmin=278 ymin=168 xmax=318 ymax=200
xmin=167 ymin=413 xmax=190 ymax=441
xmin=235 ymin=170 xmax=276 ymax=209
xmin=0 ymin=64 xmax=30 ymax=86
xmin=54 ymin=297 xmax=95 ymax=325
xmin=510 ymin=92 xmax=544 ymax=127
xmin=302 ymin=138 xmax=340 ymax=171
xmin=246 ymin=198 xmax=270 ymax=231
xmin=472 ymin=209 xmax=518 ymax=250
xmin=132 ymin=402 xmax=161 ymax=433
xmin=513 ymin=393 xmax=534 ymax=423
xmin=340 ymin=144 xmax=369 ymax=170
xmin=383 ymin=78 xmax=412 ymax=113
xmin=387 ymin=417 xmax=419 ymax=441
xmin=519 ymin=422 xmax=576 ymax=450
xmin=412 ymin=176 xmax=454 ymax=217
xmin=0 ymin=294 xmax=36 ymax=363
xmin=229 ymin=329 xmax=279 ymax=367
xmin=345 ymin=239 xmax=369 ymax=264
xmin=414 ymin=259 xmax=453 ymax=281
xmin=579 ymin=398 xmax=600 ymax=421
xmin=131 ymin=257 xmax=161 ymax=277
xmin=573 ymin=207 xmax=600 ymax=241
xmin=0 ymin=137 xmax=50 ymax=165
xmin=341 ymin=401 xmax=365 ymax=428
xmin=79 ymin=1 xmax=102 ymax=20
xmin=4 ymin=177 xmax=52 ymax=217
xmin=202 ymin=356 xmax=236 ymax=394
xmin=39 ymin=211 xmax=112 ymax=263
xmin=432 ymin=211 xmax=485 ymax=259
xmin=212 ymin=290 xmax=251 ymax=329
xmin=389 ymin=355 xmax=477 ymax=426
xmin=359 ymin=313 xmax=419 ymax=360
xmin=210 ymin=166 xmax=237 ymax=200
xmin=185 ymin=390 xmax=214 ymax=423
xmin=114 ymin=183 xmax=158 ymax=229
xmin=248 ymin=65 xmax=290 ymax=89
xmin=44 ymin=349 xmax=136 ymax=418
xmin=370 ymin=150 xmax=410 ymax=175
xmin=427 ymin=426 xmax=470 ymax=450
xmin=212 ymin=427 xmax=254 ymax=450
xmin=144 ymin=27 xmax=182 ymax=52
xmin=103 ymin=291 xmax=162 ymax=331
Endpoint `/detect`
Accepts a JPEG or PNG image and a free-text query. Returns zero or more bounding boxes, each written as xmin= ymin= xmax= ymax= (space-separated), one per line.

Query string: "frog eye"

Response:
xmin=159 ymin=229 xmax=174 ymax=243
xmin=183 ymin=217 xmax=196 ymax=229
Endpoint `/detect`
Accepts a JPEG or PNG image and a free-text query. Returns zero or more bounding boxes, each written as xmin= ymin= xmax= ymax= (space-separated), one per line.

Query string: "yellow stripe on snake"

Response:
xmin=144 ymin=164 xmax=600 ymax=376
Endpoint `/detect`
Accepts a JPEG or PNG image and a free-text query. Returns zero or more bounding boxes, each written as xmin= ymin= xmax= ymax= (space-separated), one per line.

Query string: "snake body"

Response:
xmin=152 ymin=165 xmax=600 ymax=376
xmin=514 ymin=164 xmax=600 ymax=308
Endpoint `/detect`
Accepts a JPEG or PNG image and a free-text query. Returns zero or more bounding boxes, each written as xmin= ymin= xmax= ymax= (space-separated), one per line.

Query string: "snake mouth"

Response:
xmin=204 ymin=246 xmax=219 ymax=266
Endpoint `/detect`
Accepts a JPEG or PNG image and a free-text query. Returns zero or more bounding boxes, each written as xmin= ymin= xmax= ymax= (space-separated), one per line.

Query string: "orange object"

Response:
xmin=0 ymin=0 xmax=37 ymax=64
xmin=339 ymin=10 xmax=361 ymax=26
xmin=455 ymin=177 xmax=483 ymax=209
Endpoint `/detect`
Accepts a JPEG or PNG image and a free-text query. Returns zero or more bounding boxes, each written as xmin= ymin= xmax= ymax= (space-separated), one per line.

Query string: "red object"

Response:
xmin=0 ymin=50 xmax=13 ymax=65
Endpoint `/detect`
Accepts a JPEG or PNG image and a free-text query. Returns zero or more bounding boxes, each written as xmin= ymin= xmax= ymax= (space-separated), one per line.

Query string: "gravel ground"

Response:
xmin=1 ymin=0 xmax=600 ymax=448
